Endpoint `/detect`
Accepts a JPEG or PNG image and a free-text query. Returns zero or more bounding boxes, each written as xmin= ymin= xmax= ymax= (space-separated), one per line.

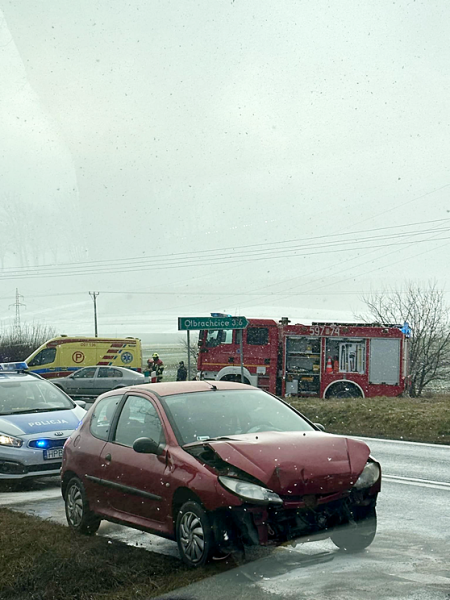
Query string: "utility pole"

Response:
xmin=89 ymin=292 xmax=99 ymax=337
xmin=9 ymin=289 xmax=25 ymax=336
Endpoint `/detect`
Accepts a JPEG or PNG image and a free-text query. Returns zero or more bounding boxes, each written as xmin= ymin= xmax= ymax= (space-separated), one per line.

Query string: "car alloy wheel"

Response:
xmin=176 ymin=501 xmax=214 ymax=567
xmin=65 ymin=477 xmax=101 ymax=535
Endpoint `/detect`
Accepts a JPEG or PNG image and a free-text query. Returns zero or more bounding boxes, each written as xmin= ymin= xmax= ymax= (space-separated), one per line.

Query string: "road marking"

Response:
xmin=349 ymin=435 xmax=450 ymax=450
xmin=383 ymin=474 xmax=450 ymax=491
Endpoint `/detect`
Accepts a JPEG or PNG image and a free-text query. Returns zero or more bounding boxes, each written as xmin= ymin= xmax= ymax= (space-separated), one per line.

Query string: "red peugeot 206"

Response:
xmin=61 ymin=381 xmax=381 ymax=567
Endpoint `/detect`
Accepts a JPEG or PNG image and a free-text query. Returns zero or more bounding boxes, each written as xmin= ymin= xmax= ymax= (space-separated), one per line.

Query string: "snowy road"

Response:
xmin=1 ymin=438 xmax=449 ymax=599
xmin=158 ymin=438 xmax=450 ymax=599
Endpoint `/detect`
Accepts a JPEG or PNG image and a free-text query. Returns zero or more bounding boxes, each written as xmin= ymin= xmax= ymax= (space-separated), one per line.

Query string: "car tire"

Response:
xmin=326 ymin=382 xmax=362 ymax=399
xmin=65 ymin=477 xmax=101 ymax=535
xmin=176 ymin=501 xmax=214 ymax=567
xmin=331 ymin=507 xmax=377 ymax=552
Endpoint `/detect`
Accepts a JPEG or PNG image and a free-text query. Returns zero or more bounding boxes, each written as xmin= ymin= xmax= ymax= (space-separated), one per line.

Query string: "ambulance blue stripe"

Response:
xmin=31 ymin=366 xmax=140 ymax=374
xmin=32 ymin=367 xmax=79 ymax=375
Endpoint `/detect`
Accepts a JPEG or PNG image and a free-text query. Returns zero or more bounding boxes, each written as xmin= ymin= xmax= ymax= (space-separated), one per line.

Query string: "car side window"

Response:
xmin=111 ymin=369 xmax=123 ymax=378
xmin=114 ymin=395 xmax=164 ymax=448
xmin=28 ymin=347 xmax=57 ymax=367
xmin=98 ymin=367 xmax=110 ymax=378
xmin=73 ymin=367 xmax=96 ymax=379
xmin=90 ymin=395 xmax=123 ymax=441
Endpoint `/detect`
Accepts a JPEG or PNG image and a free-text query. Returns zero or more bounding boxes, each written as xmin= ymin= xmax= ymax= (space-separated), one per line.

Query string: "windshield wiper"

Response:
xmin=184 ymin=436 xmax=239 ymax=446
xmin=8 ymin=407 xmax=72 ymax=415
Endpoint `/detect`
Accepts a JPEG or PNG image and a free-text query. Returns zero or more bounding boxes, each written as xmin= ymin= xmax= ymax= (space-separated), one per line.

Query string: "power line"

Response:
xmin=249 ymin=231 xmax=450 ymax=309
xmin=0 ymin=230 xmax=448 ymax=281
xmin=221 ymin=227 xmax=448 ymax=310
xmin=0 ymin=217 xmax=448 ymax=275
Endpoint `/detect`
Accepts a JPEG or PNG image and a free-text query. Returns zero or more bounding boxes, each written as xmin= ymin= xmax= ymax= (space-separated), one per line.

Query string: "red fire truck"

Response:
xmin=197 ymin=318 xmax=408 ymax=398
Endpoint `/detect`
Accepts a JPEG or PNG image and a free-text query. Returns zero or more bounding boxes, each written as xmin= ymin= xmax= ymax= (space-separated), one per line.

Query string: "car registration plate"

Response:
xmin=43 ymin=448 xmax=64 ymax=460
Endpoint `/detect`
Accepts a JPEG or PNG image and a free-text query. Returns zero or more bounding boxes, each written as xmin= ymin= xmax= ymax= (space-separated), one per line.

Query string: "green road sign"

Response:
xmin=178 ymin=316 xmax=249 ymax=331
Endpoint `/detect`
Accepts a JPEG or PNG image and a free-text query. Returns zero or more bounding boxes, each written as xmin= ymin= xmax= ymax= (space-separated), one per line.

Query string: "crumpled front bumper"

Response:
xmin=215 ymin=486 xmax=379 ymax=549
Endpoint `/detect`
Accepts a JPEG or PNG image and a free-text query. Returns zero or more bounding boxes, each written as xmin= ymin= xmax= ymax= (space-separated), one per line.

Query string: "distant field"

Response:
xmin=142 ymin=343 xmax=192 ymax=380
xmin=290 ymin=395 xmax=450 ymax=445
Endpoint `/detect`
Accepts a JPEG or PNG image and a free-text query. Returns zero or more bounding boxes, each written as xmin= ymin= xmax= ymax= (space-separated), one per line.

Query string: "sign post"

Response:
xmin=187 ymin=329 xmax=191 ymax=380
xmin=178 ymin=316 xmax=249 ymax=383
xmin=240 ymin=329 xmax=244 ymax=383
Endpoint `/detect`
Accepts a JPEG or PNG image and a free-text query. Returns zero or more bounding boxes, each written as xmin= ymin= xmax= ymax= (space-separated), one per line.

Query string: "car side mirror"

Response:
xmin=198 ymin=340 xmax=204 ymax=347
xmin=74 ymin=400 xmax=86 ymax=409
xmin=314 ymin=423 xmax=325 ymax=432
xmin=133 ymin=437 xmax=161 ymax=455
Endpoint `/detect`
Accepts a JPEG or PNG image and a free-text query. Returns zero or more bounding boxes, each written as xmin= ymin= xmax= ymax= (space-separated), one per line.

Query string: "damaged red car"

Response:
xmin=61 ymin=381 xmax=381 ymax=567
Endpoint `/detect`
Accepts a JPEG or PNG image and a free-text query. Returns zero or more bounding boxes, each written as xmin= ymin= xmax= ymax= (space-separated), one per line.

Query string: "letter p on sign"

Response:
xmin=72 ymin=351 xmax=85 ymax=364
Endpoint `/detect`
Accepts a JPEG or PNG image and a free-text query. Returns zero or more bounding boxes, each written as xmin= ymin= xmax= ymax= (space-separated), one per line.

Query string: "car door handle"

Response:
xmin=105 ymin=453 xmax=111 ymax=462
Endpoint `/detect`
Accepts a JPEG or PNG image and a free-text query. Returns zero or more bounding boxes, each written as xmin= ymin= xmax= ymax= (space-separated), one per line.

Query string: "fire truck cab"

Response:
xmin=197 ymin=319 xmax=407 ymax=398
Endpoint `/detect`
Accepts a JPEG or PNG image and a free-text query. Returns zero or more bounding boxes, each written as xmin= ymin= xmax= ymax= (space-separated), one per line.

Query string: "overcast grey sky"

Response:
xmin=1 ymin=0 xmax=449 ymax=335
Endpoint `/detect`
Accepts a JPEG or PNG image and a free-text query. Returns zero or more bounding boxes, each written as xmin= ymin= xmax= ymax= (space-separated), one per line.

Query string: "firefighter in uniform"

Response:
xmin=149 ymin=352 xmax=164 ymax=382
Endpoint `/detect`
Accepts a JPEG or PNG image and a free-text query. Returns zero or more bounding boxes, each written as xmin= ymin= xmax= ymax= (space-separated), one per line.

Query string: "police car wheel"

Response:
xmin=65 ymin=477 xmax=101 ymax=535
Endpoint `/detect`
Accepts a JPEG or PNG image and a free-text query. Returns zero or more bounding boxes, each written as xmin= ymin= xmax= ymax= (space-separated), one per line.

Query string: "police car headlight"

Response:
xmin=0 ymin=433 xmax=23 ymax=448
xmin=354 ymin=461 xmax=380 ymax=490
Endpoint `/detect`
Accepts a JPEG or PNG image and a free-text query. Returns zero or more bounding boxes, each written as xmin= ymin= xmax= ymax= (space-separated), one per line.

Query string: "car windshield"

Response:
xmin=0 ymin=376 xmax=74 ymax=415
xmin=161 ymin=389 xmax=314 ymax=445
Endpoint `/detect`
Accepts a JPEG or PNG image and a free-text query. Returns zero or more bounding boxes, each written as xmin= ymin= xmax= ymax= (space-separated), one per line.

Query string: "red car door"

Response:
xmin=77 ymin=393 xmax=125 ymax=511
xmin=98 ymin=393 xmax=172 ymax=532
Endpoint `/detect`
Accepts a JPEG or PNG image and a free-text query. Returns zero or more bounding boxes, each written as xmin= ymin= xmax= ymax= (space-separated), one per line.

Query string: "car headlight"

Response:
xmin=219 ymin=476 xmax=283 ymax=505
xmin=0 ymin=433 xmax=23 ymax=448
xmin=354 ymin=461 xmax=380 ymax=489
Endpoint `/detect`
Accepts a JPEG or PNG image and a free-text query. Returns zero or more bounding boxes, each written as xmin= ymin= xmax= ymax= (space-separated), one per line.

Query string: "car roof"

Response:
xmin=80 ymin=365 xmax=139 ymax=373
xmin=0 ymin=371 xmax=42 ymax=382
xmin=134 ymin=380 xmax=259 ymax=397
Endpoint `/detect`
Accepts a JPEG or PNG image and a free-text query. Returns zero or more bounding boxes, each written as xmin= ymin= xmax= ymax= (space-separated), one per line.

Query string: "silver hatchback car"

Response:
xmin=51 ymin=365 xmax=147 ymax=400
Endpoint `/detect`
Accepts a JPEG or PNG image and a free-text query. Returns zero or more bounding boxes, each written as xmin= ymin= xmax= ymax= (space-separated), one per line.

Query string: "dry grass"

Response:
xmin=0 ymin=509 xmax=234 ymax=600
xmin=290 ymin=395 xmax=450 ymax=445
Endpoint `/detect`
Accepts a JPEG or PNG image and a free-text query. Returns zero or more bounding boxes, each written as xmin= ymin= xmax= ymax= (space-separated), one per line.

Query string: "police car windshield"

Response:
xmin=0 ymin=377 xmax=74 ymax=416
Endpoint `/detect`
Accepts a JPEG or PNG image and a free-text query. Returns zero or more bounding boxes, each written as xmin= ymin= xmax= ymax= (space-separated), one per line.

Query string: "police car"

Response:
xmin=0 ymin=362 xmax=86 ymax=480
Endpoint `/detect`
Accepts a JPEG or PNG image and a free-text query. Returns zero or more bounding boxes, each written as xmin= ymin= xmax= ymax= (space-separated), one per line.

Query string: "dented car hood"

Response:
xmin=205 ymin=431 xmax=370 ymax=496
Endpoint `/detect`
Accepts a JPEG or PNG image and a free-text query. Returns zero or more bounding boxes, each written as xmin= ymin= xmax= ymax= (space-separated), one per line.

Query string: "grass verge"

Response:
xmin=290 ymin=395 xmax=450 ymax=445
xmin=0 ymin=509 xmax=234 ymax=600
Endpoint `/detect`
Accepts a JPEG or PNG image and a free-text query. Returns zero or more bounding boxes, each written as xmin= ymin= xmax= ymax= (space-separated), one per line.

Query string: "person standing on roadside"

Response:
xmin=151 ymin=352 xmax=164 ymax=382
xmin=176 ymin=361 xmax=187 ymax=381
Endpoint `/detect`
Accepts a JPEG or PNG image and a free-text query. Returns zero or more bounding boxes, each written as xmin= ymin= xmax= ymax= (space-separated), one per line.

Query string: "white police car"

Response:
xmin=0 ymin=362 xmax=86 ymax=480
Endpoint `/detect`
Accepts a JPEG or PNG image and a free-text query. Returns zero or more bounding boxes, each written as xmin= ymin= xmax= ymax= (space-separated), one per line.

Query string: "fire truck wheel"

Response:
xmin=325 ymin=382 xmax=362 ymax=399
xmin=220 ymin=374 xmax=251 ymax=385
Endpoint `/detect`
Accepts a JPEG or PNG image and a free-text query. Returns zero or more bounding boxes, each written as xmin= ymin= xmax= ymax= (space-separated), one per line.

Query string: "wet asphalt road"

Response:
xmin=159 ymin=437 xmax=450 ymax=599
xmin=1 ymin=438 xmax=449 ymax=599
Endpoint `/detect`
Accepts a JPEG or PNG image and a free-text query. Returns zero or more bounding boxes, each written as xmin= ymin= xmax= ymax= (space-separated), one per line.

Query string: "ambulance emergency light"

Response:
xmin=0 ymin=361 xmax=28 ymax=372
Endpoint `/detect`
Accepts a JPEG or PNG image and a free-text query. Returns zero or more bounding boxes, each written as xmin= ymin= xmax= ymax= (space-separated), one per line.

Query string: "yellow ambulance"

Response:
xmin=26 ymin=336 xmax=143 ymax=379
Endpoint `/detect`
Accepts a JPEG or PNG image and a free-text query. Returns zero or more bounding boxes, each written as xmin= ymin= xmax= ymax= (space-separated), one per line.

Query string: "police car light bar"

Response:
xmin=0 ymin=361 xmax=28 ymax=372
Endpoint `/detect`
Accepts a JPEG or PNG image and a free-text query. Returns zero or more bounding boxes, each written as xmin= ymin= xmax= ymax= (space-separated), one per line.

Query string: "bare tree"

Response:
xmin=0 ymin=323 xmax=56 ymax=362
xmin=360 ymin=282 xmax=450 ymax=396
